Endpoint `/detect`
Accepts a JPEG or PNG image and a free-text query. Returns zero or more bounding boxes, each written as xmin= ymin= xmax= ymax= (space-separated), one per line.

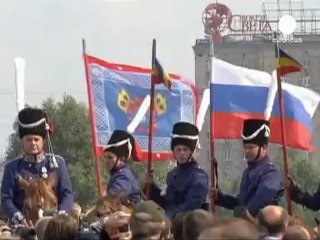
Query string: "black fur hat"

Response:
xmin=171 ymin=122 xmax=199 ymax=152
xmin=104 ymin=130 xmax=142 ymax=162
xmin=242 ymin=119 xmax=270 ymax=146
xmin=18 ymin=107 xmax=48 ymax=139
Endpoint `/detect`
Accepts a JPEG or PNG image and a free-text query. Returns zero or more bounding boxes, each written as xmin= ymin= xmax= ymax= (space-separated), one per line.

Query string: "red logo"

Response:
xmin=202 ymin=3 xmax=233 ymax=43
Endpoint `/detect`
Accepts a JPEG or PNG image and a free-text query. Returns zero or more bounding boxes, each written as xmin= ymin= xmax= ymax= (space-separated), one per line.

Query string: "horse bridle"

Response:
xmin=108 ymin=206 xmax=130 ymax=234
xmin=85 ymin=204 xmax=131 ymax=239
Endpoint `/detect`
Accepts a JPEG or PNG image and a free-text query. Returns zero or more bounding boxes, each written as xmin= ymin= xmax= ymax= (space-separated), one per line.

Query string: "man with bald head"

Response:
xmin=198 ymin=218 xmax=259 ymax=240
xmin=283 ymin=225 xmax=311 ymax=240
xmin=257 ymin=205 xmax=289 ymax=239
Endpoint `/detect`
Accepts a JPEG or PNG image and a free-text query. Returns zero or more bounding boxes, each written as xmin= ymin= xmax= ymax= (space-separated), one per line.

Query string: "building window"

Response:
xmin=281 ymin=77 xmax=289 ymax=83
xmin=206 ymin=60 xmax=211 ymax=73
xmin=302 ymin=75 xmax=310 ymax=87
xmin=224 ymin=139 xmax=231 ymax=161
xmin=224 ymin=148 xmax=231 ymax=161
xmin=241 ymin=55 xmax=250 ymax=68
xmin=303 ymin=51 xmax=310 ymax=68
xmin=303 ymin=58 xmax=310 ymax=68
xmin=223 ymin=53 xmax=228 ymax=61
xmin=225 ymin=169 xmax=232 ymax=180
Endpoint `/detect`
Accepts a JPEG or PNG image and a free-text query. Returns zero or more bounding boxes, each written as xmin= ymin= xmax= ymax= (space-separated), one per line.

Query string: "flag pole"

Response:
xmin=14 ymin=57 xmax=26 ymax=112
xmin=82 ymin=39 xmax=104 ymax=197
xmin=209 ymin=39 xmax=218 ymax=213
xmin=273 ymin=32 xmax=292 ymax=215
xmin=146 ymin=39 xmax=156 ymax=199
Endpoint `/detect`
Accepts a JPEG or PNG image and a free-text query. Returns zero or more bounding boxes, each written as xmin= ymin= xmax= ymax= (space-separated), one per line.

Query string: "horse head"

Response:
xmin=81 ymin=190 xmax=132 ymax=239
xmin=96 ymin=191 xmax=132 ymax=217
xmin=82 ymin=190 xmax=130 ymax=223
xmin=17 ymin=172 xmax=58 ymax=225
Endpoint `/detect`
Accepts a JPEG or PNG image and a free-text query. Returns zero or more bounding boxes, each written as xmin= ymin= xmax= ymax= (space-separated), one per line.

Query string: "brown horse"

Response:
xmin=17 ymin=172 xmax=58 ymax=225
xmin=81 ymin=191 xmax=132 ymax=239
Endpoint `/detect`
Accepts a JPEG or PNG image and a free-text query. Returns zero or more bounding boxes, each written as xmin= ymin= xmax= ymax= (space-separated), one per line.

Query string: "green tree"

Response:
xmin=275 ymin=148 xmax=320 ymax=225
xmin=45 ymin=95 xmax=99 ymax=205
xmin=215 ymin=166 xmax=243 ymax=218
xmin=127 ymin=160 xmax=171 ymax=190
xmin=5 ymin=126 xmax=21 ymax=160
xmin=5 ymin=104 xmax=33 ymax=160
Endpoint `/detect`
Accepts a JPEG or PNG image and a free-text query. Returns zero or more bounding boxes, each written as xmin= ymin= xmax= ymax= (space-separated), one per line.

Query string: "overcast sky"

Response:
xmin=0 ymin=0 xmax=318 ymax=156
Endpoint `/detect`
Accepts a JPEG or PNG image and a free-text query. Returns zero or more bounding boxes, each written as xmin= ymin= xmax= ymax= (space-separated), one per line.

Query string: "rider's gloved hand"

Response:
xmin=144 ymin=169 xmax=154 ymax=185
xmin=285 ymin=175 xmax=296 ymax=188
xmin=11 ymin=211 xmax=26 ymax=225
xmin=58 ymin=210 xmax=66 ymax=215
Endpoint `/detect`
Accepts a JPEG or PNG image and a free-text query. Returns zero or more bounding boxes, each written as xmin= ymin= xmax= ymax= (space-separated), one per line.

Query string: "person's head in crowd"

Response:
xmin=171 ymin=211 xmax=189 ymax=240
xmin=183 ymin=209 xmax=214 ymax=240
xmin=257 ymin=205 xmax=289 ymax=239
xmin=283 ymin=225 xmax=311 ymax=240
xmin=198 ymin=218 xmax=259 ymax=240
xmin=43 ymin=214 xmax=78 ymax=240
xmin=129 ymin=201 xmax=171 ymax=240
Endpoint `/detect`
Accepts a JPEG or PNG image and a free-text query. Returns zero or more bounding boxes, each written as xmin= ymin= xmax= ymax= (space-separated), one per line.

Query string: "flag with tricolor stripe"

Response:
xmin=211 ymin=58 xmax=320 ymax=151
xmin=152 ymin=57 xmax=173 ymax=90
xmin=276 ymin=48 xmax=304 ymax=77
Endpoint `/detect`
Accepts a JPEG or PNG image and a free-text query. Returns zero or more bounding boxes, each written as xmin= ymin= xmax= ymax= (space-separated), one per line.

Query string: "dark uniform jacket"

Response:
xmin=217 ymin=155 xmax=284 ymax=217
xmin=1 ymin=154 xmax=74 ymax=218
xmin=291 ymin=182 xmax=320 ymax=211
xmin=107 ymin=164 xmax=142 ymax=204
xmin=149 ymin=160 xmax=209 ymax=219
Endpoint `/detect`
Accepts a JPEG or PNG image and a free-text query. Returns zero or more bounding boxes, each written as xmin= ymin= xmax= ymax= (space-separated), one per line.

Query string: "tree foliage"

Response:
xmin=215 ymin=166 xmax=243 ymax=218
xmin=127 ymin=160 xmax=171 ymax=189
xmin=5 ymin=129 xmax=21 ymax=161
xmin=274 ymin=149 xmax=320 ymax=225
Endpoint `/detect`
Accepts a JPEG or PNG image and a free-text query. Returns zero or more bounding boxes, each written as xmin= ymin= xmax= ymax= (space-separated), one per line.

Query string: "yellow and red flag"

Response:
xmin=152 ymin=57 xmax=173 ymax=90
xmin=276 ymin=48 xmax=304 ymax=77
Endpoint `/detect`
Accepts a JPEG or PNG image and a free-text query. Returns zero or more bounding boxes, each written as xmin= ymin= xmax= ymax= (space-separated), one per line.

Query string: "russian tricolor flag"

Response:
xmin=211 ymin=58 xmax=320 ymax=151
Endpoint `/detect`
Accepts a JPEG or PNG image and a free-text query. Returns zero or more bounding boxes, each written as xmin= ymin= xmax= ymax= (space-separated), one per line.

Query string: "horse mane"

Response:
xmin=81 ymin=191 xmax=132 ymax=224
